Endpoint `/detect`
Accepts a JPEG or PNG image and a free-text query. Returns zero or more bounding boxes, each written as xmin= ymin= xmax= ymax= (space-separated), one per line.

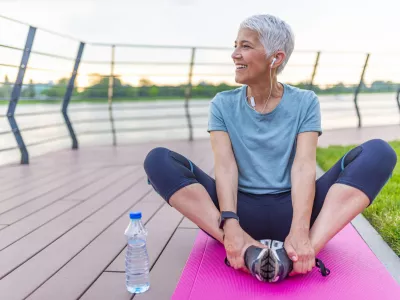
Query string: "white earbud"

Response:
xmin=271 ymin=57 xmax=277 ymax=67
xmin=250 ymin=96 xmax=255 ymax=107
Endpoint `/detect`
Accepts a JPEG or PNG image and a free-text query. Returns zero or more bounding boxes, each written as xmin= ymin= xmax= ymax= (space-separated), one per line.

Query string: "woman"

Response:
xmin=144 ymin=14 xmax=396 ymax=283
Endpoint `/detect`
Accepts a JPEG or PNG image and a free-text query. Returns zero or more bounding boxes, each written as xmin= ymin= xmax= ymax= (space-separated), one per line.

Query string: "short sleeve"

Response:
xmin=298 ymin=95 xmax=322 ymax=136
xmin=207 ymin=100 xmax=227 ymax=132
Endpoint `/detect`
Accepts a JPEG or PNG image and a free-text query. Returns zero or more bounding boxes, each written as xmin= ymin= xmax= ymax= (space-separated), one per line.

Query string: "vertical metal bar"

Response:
xmin=308 ymin=51 xmax=320 ymax=90
xmin=108 ymin=45 xmax=117 ymax=146
xmin=184 ymin=47 xmax=196 ymax=141
xmin=7 ymin=26 xmax=36 ymax=164
xmin=62 ymin=42 xmax=85 ymax=149
xmin=353 ymin=53 xmax=370 ymax=128
xmin=396 ymin=87 xmax=400 ymax=120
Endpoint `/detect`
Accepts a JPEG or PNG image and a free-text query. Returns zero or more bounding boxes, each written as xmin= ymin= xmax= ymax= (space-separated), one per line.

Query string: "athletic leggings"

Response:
xmin=143 ymin=139 xmax=396 ymax=241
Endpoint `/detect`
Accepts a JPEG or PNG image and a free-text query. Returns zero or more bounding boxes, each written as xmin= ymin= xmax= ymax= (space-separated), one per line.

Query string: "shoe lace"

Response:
xmin=315 ymin=258 xmax=330 ymax=276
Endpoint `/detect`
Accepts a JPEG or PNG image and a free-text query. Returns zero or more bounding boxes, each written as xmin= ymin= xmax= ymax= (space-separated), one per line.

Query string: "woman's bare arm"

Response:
xmin=210 ymin=131 xmax=239 ymax=213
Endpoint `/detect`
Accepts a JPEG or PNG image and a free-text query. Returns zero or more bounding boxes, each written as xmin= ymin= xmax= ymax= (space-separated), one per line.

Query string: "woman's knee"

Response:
xmin=343 ymin=139 xmax=396 ymax=170
xmin=363 ymin=139 xmax=397 ymax=168
xmin=338 ymin=139 xmax=397 ymax=204
xmin=143 ymin=147 xmax=197 ymax=199
xmin=143 ymin=147 xmax=170 ymax=175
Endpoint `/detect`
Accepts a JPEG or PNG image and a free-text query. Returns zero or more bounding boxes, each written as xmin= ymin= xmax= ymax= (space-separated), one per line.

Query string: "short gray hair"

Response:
xmin=240 ymin=14 xmax=295 ymax=74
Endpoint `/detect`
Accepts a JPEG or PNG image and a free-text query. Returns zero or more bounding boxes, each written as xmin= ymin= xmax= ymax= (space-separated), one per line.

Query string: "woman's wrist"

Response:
xmin=223 ymin=218 xmax=240 ymax=231
xmin=289 ymin=224 xmax=310 ymax=235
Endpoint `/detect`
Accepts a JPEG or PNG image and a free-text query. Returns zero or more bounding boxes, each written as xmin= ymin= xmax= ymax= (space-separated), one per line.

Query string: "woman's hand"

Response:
xmin=284 ymin=229 xmax=315 ymax=276
xmin=223 ymin=219 xmax=267 ymax=273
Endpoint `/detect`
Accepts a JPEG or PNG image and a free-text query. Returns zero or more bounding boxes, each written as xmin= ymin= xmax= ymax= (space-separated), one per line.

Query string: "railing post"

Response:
xmin=108 ymin=45 xmax=117 ymax=146
xmin=353 ymin=53 xmax=370 ymax=128
xmin=396 ymin=87 xmax=400 ymax=121
xmin=7 ymin=26 xmax=36 ymax=164
xmin=308 ymin=51 xmax=320 ymax=91
xmin=184 ymin=47 xmax=196 ymax=141
xmin=62 ymin=42 xmax=85 ymax=149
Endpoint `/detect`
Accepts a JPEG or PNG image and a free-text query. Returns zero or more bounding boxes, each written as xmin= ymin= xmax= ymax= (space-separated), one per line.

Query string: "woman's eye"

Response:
xmin=243 ymin=45 xmax=250 ymax=48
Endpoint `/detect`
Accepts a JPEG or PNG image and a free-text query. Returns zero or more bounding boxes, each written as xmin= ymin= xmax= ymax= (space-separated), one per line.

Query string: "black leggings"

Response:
xmin=144 ymin=139 xmax=396 ymax=241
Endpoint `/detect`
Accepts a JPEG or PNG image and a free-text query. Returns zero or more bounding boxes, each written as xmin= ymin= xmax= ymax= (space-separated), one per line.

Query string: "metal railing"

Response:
xmin=1 ymin=14 xmax=400 ymax=165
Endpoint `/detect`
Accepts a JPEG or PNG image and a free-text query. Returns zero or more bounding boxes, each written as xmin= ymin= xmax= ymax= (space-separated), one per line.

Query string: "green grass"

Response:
xmin=317 ymin=141 xmax=400 ymax=256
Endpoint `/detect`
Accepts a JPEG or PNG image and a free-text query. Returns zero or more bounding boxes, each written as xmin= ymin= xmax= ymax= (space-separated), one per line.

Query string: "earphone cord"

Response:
xmin=249 ymin=61 xmax=274 ymax=114
xmin=260 ymin=66 xmax=273 ymax=114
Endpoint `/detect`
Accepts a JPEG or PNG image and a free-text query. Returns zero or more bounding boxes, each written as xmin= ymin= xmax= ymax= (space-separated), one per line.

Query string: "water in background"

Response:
xmin=0 ymin=92 xmax=398 ymax=166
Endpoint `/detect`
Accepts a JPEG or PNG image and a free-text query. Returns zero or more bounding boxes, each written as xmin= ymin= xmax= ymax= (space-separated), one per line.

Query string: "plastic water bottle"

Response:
xmin=124 ymin=212 xmax=150 ymax=294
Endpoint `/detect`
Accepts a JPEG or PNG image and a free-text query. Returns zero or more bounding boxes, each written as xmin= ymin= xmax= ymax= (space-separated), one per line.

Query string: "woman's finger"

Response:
xmin=230 ymin=256 xmax=240 ymax=269
xmin=300 ymin=260 xmax=306 ymax=274
xmin=308 ymin=259 xmax=313 ymax=272
xmin=308 ymin=256 xmax=314 ymax=272
xmin=284 ymin=243 xmax=298 ymax=262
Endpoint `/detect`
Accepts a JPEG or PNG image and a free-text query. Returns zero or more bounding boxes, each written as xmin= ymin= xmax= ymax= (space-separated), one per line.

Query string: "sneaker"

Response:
xmin=243 ymin=239 xmax=330 ymax=283
xmin=244 ymin=239 xmax=292 ymax=282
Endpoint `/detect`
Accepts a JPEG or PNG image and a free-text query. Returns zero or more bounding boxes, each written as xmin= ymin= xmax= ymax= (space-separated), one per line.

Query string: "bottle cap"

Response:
xmin=129 ymin=212 xmax=142 ymax=220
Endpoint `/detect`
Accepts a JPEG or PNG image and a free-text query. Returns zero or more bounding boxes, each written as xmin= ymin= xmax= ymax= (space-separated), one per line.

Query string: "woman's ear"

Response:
xmin=270 ymin=51 xmax=286 ymax=69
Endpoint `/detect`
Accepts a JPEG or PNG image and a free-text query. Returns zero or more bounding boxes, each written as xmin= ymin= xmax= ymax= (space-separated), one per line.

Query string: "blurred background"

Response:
xmin=1 ymin=0 xmax=399 ymax=165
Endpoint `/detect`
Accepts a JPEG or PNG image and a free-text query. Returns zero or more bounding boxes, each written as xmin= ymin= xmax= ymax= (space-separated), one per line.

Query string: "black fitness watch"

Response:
xmin=218 ymin=211 xmax=239 ymax=229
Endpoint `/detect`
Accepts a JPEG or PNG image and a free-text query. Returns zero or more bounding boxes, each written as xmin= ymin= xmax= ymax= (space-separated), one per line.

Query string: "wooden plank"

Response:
xmin=0 ymin=175 xmax=152 ymax=300
xmin=27 ymin=201 xmax=165 ymax=300
xmin=0 ymin=200 xmax=80 ymax=251
xmin=0 ymin=167 xmax=96 ymax=213
xmin=0 ymin=165 xmax=89 ymax=194
xmin=0 ymin=169 xmax=143 ymax=280
xmin=0 ymin=165 xmax=54 ymax=181
xmin=82 ymin=228 xmax=198 ymax=300
xmin=0 ymin=167 xmax=72 ymax=202
xmin=107 ymin=204 xmax=183 ymax=272
xmin=134 ymin=228 xmax=199 ymax=300
xmin=0 ymin=139 xmax=211 ymax=300
xmin=79 ymin=272 xmax=132 ymax=300
xmin=0 ymin=171 xmax=106 ymax=224
xmin=139 ymin=190 xmax=165 ymax=204
xmin=0 ymin=169 xmax=129 ymax=224
xmin=179 ymin=217 xmax=198 ymax=229
xmin=62 ymin=166 xmax=137 ymax=201
xmin=0 ymin=167 xmax=58 ymax=193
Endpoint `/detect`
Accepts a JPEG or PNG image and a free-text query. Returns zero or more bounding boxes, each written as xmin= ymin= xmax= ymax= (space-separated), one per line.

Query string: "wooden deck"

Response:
xmin=1 ymin=125 xmax=398 ymax=300
xmin=0 ymin=139 xmax=213 ymax=300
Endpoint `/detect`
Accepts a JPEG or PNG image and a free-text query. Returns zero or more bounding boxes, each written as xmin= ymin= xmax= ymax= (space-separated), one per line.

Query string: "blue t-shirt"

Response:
xmin=207 ymin=83 xmax=322 ymax=194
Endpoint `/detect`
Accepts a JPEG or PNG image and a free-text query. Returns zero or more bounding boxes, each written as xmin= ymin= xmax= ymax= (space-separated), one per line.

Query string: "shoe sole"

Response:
xmin=256 ymin=239 xmax=288 ymax=283
xmin=253 ymin=247 xmax=281 ymax=282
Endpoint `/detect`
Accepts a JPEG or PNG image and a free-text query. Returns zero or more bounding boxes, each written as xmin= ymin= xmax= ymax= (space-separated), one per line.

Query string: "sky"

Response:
xmin=0 ymin=0 xmax=399 ymax=87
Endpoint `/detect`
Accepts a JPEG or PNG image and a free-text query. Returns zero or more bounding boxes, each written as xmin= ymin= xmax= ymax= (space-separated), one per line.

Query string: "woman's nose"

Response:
xmin=231 ymin=49 xmax=241 ymax=59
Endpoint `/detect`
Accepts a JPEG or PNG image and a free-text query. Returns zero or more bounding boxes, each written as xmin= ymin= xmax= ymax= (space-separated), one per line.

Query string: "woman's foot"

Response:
xmin=244 ymin=239 xmax=292 ymax=282
xmin=244 ymin=239 xmax=331 ymax=283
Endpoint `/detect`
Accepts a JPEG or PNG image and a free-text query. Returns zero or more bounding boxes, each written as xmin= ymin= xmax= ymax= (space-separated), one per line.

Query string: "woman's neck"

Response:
xmin=247 ymin=77 xmax=282 ymax=103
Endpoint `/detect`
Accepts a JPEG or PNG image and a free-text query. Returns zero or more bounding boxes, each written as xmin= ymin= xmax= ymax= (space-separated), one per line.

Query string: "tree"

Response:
xmin=27 ymin=79 xmax=35 ymax=98
xmin=139 ymin=78 xmax=152 ymax=87
xmin=148 ymin=86 xmax=159 ymax=97
xmin=41 ymin=77 xmax=77 ymax=98
xmin=0 ymin=75 xmax=12 ymax=98
xmin=370 ymin=81 xmax=396 ymax=92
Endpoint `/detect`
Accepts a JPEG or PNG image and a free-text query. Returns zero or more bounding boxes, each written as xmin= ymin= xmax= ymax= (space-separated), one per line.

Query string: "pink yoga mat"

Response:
xmin=173 ymin=225 xmax=400 ymax=300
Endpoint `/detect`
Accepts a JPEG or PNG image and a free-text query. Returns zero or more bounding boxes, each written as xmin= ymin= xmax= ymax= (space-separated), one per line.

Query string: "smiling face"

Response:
xmin=232 ymin=28 xmax=270 ymax=85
